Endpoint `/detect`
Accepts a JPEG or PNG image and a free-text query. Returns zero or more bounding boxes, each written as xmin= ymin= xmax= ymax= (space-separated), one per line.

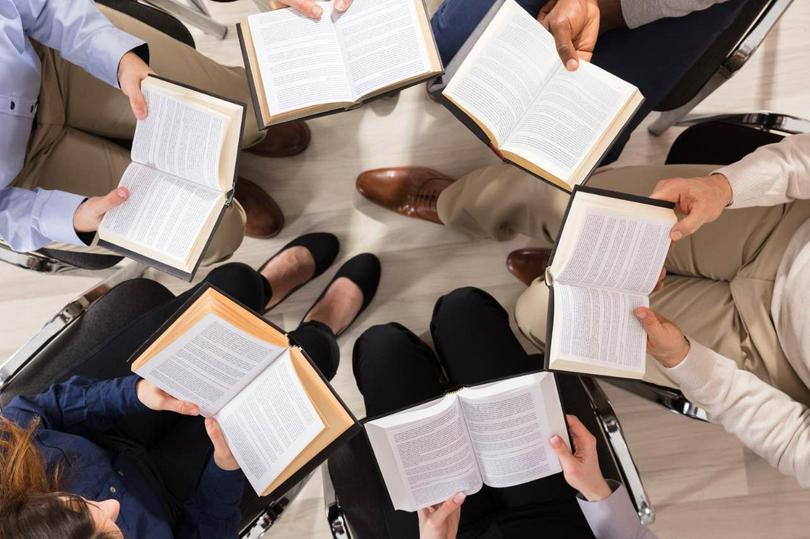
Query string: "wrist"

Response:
xmin=581 ymin=478 xmax=613 ymax=502
xmin=597 ymin=0 xmax=624 ymax=32
xmin=661 ymin=337 xmax=690 ymax=368
xmin=709 ymin=173 xmax=733 ymax=206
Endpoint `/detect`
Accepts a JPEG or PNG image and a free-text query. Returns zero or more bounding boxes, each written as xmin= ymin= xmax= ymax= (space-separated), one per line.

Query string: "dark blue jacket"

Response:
xmin=3 ymin=375 xmax=244 ymax=538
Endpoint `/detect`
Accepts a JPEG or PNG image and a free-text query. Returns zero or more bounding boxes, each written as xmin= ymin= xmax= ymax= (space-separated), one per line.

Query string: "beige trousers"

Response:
xmin=13 ymin=6 xmax=266 ymax=265
xmin=440 ymin=164 xmax=810 ymax=404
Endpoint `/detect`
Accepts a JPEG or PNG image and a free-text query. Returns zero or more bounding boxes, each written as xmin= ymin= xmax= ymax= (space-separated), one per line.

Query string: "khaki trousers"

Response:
xmin=13 ymin=6 xmax=266 ymax=265
xmin=440 ymin=164 xmax=810 ymax=404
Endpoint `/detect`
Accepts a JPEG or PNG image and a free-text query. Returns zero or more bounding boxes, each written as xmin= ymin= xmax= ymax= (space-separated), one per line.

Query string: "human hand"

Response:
xmin=550 ymin=415 xmax=612 ymax=501
xmin=118 ymin=51 xmax=153 ymax=121
xmin=136 ymin=379 xmax=200 ymax=416
xmin=272 ymin=0 xmax=351 ymax=19
xmin=650 ymin=173 xmax=733 ymax=241
xmin=73 ymin=188 xmax=130 ymax=234
xmin=417 ymin=492 xmax=465 ymax=539
xmin=537 ymin=0 xmax=600 ymax=70
xmin=205 ymin=417 xmax=240 ymax=471
xmin=633 ymin=307 xmax=690 ymax=368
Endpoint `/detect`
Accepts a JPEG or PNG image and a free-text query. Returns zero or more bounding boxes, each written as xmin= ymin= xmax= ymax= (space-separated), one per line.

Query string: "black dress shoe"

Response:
xmin=259 ymin=232 xmax=340 ymax=313
xmin=301 ymin=253 xmax=381 ymax=336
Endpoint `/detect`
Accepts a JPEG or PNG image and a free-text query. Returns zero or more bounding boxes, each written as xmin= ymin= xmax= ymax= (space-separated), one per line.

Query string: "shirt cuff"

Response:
xmin=32 ymin=189 xmax=87 ymax=246
xmin=577 ymin=480 xmax=643 ymax=537
xmin=713 ymin=161 xmax=764 ymax=209
xmin=122 ymin=375 xmax=150 ymax=414
xmin=89 ymin=28 xmax=148 ymax=88
xmin=662 ymin=339 xmax=726 ymax=393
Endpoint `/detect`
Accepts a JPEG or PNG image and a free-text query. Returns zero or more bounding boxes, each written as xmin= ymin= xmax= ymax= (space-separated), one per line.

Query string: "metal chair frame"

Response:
xmin=648 ymin=0 xmax=795 ymax=135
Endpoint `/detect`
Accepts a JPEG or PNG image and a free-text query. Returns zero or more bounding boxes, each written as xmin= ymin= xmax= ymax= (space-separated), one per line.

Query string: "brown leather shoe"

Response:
xmin=507 ymin=248 xmax=552 ymax=286
xmin=246 ymin=121 xmax=311 ymax=158
xmin=234 ymin=177 xmax=284 ymax=238
xmin=356 ymin=167 xmax=455 ymax=224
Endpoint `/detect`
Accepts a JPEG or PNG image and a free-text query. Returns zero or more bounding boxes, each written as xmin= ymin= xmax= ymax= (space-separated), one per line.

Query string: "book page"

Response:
xmin=366 ymin=395 xmax=483 ymax=511
xmin=99 ymin=163 xmax=224 ymax=267
xmin=442 ymin=0 xmax=559 ymax=145
xmin=335 ymin=0 xmax=432 ymax=98
xmin=216 ymin=350 xmax=325 ymax=495
xmin=247 ymin=4 xmax=353 ymax=115
xmin=553 ymin=283 xmax=648 ymax=372
xmin=502 ymin=62 xmax=636 ymax=183
xmin=133 ymin=312 xmax=288 ymax=416
xmin=458 ymin=372 xmax=565 ymax=488
xmin=132 ymin=85 xmax=226 ymax=189
xmin=554 ymin=208 xmax=672 ymax=294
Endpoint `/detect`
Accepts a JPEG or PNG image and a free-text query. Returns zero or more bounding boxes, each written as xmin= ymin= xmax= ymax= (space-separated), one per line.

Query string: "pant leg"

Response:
xmin=430 ymin=287 xmax=538 ymax=385
xmin=63 ymin=6 xmax=263 ymax=147
xmin=353 ymin=323 xmax=446 ymax=418
xmin=592 ymin=0 xmax=747 ymax=163
xmin=430 ymin=0 xmax=545 ymax=65
xmin=429 ymin=288 xmax=592 ymax=534
xmin=436 ymin=164 xmax=567 ymax=241
xmin=351 ymin=322 xmax=494 ymax=533
xmin=289 ymin=321 xmax=340 ymax=381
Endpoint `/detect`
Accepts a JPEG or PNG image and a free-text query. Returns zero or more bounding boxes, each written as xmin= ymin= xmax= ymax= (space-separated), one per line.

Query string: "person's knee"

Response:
xmin=433 ymin=287 xmax=496 ymax=323
xmin=353 ymin=323 xmax=412 ymax=377
xmin=205 ymin=263 xmax=265 ymax=308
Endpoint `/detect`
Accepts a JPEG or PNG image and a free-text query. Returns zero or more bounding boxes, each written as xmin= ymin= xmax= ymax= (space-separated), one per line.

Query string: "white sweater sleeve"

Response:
xmin=665 ymin=340 xmax=810 ymax=487
xmin=620 ymin=0 xmax=731 ymax=29
xmin=715 ymin=133 xmax=810 ymax=208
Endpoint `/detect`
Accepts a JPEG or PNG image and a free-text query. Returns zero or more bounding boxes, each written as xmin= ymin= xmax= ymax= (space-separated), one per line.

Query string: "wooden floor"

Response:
xmin=3 ymin=1 xmax=810 ymax=537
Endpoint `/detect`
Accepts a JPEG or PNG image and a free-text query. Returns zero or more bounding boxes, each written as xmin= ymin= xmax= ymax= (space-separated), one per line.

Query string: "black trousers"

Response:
xmin=353 ymin=287 xmax=597 ymax=538
xmin=66 ymin=263 xmax=339 ymax=525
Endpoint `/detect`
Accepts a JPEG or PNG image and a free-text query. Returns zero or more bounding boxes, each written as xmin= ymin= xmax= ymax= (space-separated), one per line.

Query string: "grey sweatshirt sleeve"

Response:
xmin=620 ymin=0 xmax=731 ymax=28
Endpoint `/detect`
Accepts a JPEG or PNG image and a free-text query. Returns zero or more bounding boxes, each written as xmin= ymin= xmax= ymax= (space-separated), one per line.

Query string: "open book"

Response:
xmin=237 ymin=0 xmax=442 ymax=128
xmin=433 ymin=0 xmax=643 ymax=191
xmin=539 ymin=186 xmax=676 ymax=379
xmin=365 ymin=371 xmax=568 ymax=511
xmin=130 ymin=285 xmax=360 ymax=497
xmin=98 ymin=76 xmax=245 ymax=281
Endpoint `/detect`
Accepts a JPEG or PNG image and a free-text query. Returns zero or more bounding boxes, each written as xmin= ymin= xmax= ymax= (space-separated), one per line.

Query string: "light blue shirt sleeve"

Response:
xmin=577 ymin=480 xmax=659 ymax=538
xmin=0 ymin=186 xmax=87 ymax=251
xmin=14 ymin=0 xmax=147 ymax=88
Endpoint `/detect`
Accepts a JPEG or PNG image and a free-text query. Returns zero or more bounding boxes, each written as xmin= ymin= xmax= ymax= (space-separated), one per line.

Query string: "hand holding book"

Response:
xmin=549 ymin=414 xmax=612 ymax=502
xmin=271 ymin=0 xmax=352 ymax=19
xmin=537 ymin=0 xmax=600 ymax=69
xmin=633 ymin=307 xmax=691 ymax=368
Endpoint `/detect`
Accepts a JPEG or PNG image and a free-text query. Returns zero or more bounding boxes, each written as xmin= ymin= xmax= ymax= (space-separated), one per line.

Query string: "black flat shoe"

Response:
xmin=259 ymin=232 xmax=340 ymax=314
xmin=301 ymin=253 xmax=381 ymax=337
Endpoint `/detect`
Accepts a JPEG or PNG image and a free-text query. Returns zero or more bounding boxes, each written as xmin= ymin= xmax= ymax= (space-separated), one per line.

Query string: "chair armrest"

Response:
xmin=676 ymin=112 xmax=810 ymax=135
xmin=0 ymin=263 xmax=146 ymax=391
xmin=724 ymin=0 xmax=794 ymax=74
xmin=579 ymin=376 xmax=655 ymax=525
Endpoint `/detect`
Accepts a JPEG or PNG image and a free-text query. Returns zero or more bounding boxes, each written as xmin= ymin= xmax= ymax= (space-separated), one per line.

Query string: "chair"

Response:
xmin=0 ymin=275 xmax=316 ymax=537
xmin=609 ymin=112 xmax=810 ymax=421
xmin=324 ymin=371 xmax=655 ymax=538
xmin=648 ymin=0 xmax=794 ymax=135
